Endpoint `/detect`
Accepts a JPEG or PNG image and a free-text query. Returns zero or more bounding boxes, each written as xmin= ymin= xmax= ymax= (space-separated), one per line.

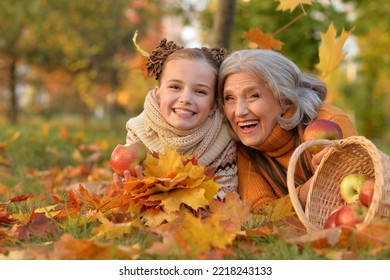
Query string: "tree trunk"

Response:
xmin=211 ymin=0 xmax=237 ymax=49
xmin=8 ymin=58 xmax=18 ymax=124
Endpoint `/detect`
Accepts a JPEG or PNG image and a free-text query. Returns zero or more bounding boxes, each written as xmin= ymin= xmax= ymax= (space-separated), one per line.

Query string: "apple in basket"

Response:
xmin=335 ymin=202 xmax=368 ymax=227
xmin=359 ymin=177 xmax=375 ymax=207
xmin=303 ymin=119 xmax=343 ymax=154
xmin=339 ymin=174 xmax=367 ymax=203
xmin=323 ymin=205 xmax=344 ymax=229
xmin=110 ymin=142 xmax=148 ymax=176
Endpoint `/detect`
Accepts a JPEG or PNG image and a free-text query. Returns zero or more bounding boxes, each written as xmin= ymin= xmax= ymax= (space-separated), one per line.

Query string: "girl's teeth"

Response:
xmin=175 ymin=109 xmax=193 ymax=115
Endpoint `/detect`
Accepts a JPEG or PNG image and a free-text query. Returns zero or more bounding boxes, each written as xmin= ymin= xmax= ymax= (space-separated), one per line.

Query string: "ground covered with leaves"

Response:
xmin=1 ymin=120 xmax=390 ymax=260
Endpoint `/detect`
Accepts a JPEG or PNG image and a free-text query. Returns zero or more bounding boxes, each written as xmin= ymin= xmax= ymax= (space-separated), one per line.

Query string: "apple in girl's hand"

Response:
xmin=339 ymin=174 xmax=366 ymax=203
xmin=359 ymin=177 xmax=375 ymax=207
xmin=110 ymin=142 xmax=147 ymax=176
xmin=303 ymin=119 xmax=343 ymax=154
xmin=335 ymin=202 xmax=367 ymax=227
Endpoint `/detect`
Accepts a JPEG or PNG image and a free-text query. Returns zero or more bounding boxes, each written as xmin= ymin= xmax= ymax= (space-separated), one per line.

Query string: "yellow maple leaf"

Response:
xmin=275 ymin=0 xmax=314 ymax=13
xmin=92 ymin=212 xmax=133 ymax=239
xmin=316 ymin=23 xmax=355 ymax=80
xmin=243 ymin=28 xmax=283 ymax=50
xmin=148 ymin=188 xmax=209 ymax=213
xmin=122 ymin=147 xmax=220 ymax=226
xmin=143 ymin=148 xmax=185 ymax=178
xmin=177 ymin=212 xmax=236 ymax=254
xmin=262 ymin=195 xmax=296 ymax=222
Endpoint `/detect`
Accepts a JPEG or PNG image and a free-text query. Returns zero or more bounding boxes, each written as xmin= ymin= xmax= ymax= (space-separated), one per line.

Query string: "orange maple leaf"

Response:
xmin=51 ymin=234 xmax=140 ymax=260
xmin=316 ymin=23 xmax=355 ymax=80
xmin=122 ymin=148 xmax=220 ymax=226
xmin=243 ymin=28 xmax=283 ymax=50
xmin=275 ymin=0 xmax=314 ymax=13
xmin=209 ymin=192 xmax=252 ymax=232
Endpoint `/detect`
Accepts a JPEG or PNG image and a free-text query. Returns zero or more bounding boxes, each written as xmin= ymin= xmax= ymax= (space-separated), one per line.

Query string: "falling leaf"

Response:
xmin=275 ymin=0 xmax=314 ymax=13
xmin=316 ymin=23 xmax=354 ymax=80
xmin=131 ymin=30 xmax=150 ymax=79
xmin=243 ymin=28 xmax=283 ymax=50
xmin=132 ymin=30 xmax=149 ymax=58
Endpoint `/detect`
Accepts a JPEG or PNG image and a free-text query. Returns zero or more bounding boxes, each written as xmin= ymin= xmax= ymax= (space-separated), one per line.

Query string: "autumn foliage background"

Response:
xmin=1 ymin=0 xmax=390 ymax=260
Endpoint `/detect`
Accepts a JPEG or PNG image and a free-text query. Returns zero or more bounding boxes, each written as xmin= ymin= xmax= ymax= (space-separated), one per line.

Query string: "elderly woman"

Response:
xmin=218 ymin=49 xmax=357 ymax=213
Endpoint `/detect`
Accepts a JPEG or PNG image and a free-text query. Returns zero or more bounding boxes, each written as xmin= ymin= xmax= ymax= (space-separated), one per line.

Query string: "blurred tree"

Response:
xmin=0 ymin=1 xmax=33 ymax=123
xmin=211 ymin=0 xmax=237 ymax=48
xmin=0 ymin=0 xmax=163 ymax=126
xmin=201 ymin=0 xmax=350 ymax=70
xmin=349 ymin=0 xmax=390 ymax=139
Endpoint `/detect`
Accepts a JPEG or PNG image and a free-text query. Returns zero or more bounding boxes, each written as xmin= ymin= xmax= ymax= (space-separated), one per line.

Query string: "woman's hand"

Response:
xmin=311 ymin=147 xmax=330 ymax=171
xmin=299 ymin=147 xmax=331 ymax=208
xmin=112 ymin=166 xmax=144 ymax=187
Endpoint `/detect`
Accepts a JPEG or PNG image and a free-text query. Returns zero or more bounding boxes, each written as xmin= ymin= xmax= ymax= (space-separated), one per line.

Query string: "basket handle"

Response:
xmin=287 ymin=138 xmax=339 ymax=232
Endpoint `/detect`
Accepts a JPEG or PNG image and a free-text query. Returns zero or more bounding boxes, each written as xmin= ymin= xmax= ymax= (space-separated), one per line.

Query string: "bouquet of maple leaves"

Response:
xmin=120 ymin=148 xmax=221 ymax=227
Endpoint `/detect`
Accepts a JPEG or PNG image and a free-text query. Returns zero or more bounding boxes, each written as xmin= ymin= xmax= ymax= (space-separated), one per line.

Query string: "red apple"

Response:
xmin=110 ymin=142 xmax=148 ymax=176
xmin=339 ymin=173 xmax=366 ymax=203
xmin=359 ymin=177 xmax=375 ymax=207
xmin=335 ymin=202 xmax=367 ymax=227
xmin=303 ymin=119 xmax=343 ymax=154
xmin=323 ymin=209 xmax=340 ymax=229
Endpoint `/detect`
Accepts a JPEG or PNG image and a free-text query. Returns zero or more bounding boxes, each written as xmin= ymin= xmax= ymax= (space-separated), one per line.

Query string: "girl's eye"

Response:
xmin=196 ymin=90 xmax=207 ymax=95
xmin=169 ymin=85 xmax=180 ymax=90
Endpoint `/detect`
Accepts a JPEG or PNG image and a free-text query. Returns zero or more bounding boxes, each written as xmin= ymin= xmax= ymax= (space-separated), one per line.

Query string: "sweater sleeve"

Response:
xmin=208 ymin=140 xmax=238 ymax=200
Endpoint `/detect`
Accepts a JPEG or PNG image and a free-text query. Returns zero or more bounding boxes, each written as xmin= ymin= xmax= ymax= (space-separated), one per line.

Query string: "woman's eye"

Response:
xmin=249 ymin=92 xmax=260 ymax=99
xmin=224 ymin=95 xmax=234 ymax=102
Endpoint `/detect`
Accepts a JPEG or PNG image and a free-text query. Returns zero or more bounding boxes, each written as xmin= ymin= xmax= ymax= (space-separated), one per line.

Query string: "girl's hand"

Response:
xmin=112 ymin=166 xmax=144 ymax=188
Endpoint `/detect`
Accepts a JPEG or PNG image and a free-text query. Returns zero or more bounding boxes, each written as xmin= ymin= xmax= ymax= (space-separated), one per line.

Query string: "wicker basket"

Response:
xmin=287 ymin=136 xmax=390 ymax=232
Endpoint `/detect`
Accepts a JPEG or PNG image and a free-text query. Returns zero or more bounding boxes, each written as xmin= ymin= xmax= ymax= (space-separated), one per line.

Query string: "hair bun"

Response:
xmin=146 ymin=38 xmax=184 ymax=80
xmin=201 ymin=47 xmax=228 ymax=66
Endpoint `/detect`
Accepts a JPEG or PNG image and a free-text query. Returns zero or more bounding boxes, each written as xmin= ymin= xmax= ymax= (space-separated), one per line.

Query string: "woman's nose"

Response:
xmin=235 ymin=99 xmax=249 ymax=116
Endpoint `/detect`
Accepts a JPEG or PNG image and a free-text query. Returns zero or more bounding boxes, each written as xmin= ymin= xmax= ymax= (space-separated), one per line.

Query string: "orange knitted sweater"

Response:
xmin=237 ymin=103 xmax=358 ymax=213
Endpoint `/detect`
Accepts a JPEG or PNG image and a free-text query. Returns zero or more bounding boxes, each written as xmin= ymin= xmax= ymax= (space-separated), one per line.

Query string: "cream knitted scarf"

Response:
xmin=126 ymin=90 xmax=232 ymax=166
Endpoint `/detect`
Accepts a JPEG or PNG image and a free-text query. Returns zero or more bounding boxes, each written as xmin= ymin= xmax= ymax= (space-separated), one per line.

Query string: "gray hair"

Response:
xmin=218 ymin=49 xmax=327 ymax=130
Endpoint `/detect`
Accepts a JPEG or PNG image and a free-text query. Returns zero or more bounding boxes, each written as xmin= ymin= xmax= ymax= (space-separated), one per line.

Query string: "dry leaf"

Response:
xmin=243 ymin=28 xmax=283 ymax=50
xmin=275 ymin=0 xmax=314 ymax=13
xmin=316 ymin=23 xmax=355 ymax=80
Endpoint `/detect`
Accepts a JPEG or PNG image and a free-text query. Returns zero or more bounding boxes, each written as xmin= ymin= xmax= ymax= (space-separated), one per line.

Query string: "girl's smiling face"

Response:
xmin=155 ymin=58 xmax=216 ymax=130
xmin=223 ymin=72 xmax=284 ymax=146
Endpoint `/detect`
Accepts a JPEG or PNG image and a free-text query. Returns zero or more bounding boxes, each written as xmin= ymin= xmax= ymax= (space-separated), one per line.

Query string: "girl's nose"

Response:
xmin=179 ymin=89 xmax=193 ymax=104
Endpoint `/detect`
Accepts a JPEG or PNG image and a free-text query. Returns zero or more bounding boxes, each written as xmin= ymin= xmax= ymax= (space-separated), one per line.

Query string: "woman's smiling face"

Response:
xmin=223 ymin=72 xmax=284 ymax=147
